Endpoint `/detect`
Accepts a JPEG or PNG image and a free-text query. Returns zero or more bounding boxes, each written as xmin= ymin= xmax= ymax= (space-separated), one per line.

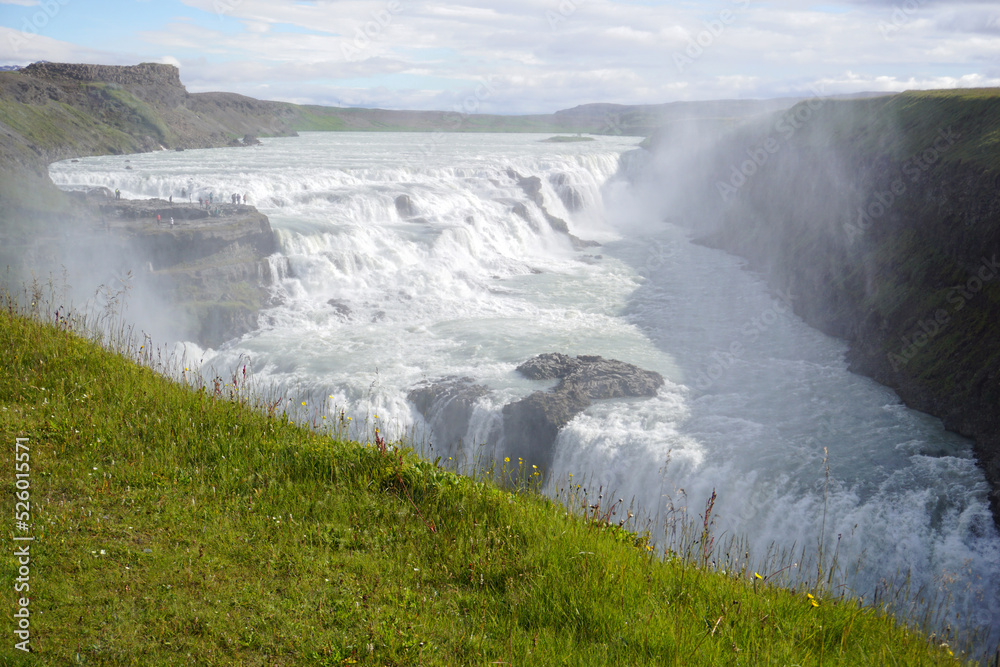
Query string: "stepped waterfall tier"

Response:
xmin=51 ymin=131 xmax=1000 ymax=650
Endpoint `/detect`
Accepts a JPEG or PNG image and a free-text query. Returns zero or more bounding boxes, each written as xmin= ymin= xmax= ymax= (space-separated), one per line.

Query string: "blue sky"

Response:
xmin=1 ymin=0 xmax=998 ymax=113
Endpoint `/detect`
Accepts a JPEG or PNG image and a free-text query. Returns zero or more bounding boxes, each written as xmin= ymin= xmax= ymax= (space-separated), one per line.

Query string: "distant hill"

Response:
xmin=0 ymin=60 xmax=803 ymax=224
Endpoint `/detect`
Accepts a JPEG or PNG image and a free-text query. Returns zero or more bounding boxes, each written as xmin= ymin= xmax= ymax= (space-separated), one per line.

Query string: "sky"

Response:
xmin=0 ymin=0 xmax=998 ymax=114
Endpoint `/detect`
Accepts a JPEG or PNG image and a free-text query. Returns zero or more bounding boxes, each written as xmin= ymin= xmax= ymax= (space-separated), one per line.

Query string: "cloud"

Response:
xmin=2 ymin=0 xmax=1000 ymax=111
xmin=0 ymin=26 xmax=124 ymax=65
xmin=158 ymin=54 xmax=182 ymax=68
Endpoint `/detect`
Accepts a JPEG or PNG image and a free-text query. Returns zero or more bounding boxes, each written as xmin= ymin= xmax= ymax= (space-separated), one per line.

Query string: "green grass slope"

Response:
xmin=0 ymin=301 xmax=963 ymax=665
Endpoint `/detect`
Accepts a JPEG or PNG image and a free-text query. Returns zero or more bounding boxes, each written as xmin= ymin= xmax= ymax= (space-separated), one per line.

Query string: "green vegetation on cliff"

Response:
xmin=0 ymin=300 xmax=964 ymax=665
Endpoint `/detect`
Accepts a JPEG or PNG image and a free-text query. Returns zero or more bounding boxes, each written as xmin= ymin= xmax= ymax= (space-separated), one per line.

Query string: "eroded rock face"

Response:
xmin=96 ymin=199 xmax=276 ymax=269
xmin=502 ymin=353 xmax=664 ymax=471
xmin=395 ymin=194 xmax=417 ymax=218
xmin=692 ymin=97 xmax=1000 ymax=526
xmin=408 ymin=377 xmax=491 ymax=452
xmin=549 ymin=173 xmax=585 ymax=212
xmin=406 ymin=355 xmax=663 ymax=474
xmin=327 ymin=299 xmax=352 ymax=320
xmin=506 ymin=169 xmax=598 ymax=249
xmin=516 ymin=352 xmax=665 ymax=398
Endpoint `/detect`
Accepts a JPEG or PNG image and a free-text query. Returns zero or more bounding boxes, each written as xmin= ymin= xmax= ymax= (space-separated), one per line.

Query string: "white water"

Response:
xmin=51 ymin=132 xmax=1000 ymax=651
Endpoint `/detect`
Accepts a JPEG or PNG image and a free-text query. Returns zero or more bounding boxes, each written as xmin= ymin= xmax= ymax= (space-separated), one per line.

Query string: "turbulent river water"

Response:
xmin=51 ymin=132 xmax=1000 ymax=650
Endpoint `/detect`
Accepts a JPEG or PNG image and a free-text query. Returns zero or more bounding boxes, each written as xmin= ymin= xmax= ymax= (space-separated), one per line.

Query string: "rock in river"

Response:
xmin=502 ymin=353 xmax=663 ymax=472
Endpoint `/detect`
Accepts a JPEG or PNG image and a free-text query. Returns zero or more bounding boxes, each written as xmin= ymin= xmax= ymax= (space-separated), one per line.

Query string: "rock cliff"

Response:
xmin=502 ymin=354 xmax=664 ymax=472
xmin=675 ymin=90 xmax=1000 ymax=525
xmin=408 ymin=355 xmax=663 ymax=475
xmin=0 ymin=62 xmax=295 ymax=345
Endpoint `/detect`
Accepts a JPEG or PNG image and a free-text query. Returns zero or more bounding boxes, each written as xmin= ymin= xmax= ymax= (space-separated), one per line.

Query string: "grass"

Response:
xmin=0 ymin=291 xmax=973 ymax=666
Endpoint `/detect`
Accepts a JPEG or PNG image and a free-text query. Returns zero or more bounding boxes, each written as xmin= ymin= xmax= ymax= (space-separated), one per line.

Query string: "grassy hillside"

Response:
xmin=0 ymin=295 xmax=966 ymax=665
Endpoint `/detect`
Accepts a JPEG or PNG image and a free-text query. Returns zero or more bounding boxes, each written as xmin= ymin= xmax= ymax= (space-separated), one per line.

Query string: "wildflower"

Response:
xmin=806 ymin=593 xmax=815 ymax=600
xmin=504 ymin=457 xmax=510 ymax=462
xmin=532 ymin=464 xmax=537 ymax=469
xmin=810 ymin=599 xmax=820 ymax=608
xmin=301 ymin=401 xmax=307 ymax=406
xmin=754 ymin=572 xmax=763 ymax=580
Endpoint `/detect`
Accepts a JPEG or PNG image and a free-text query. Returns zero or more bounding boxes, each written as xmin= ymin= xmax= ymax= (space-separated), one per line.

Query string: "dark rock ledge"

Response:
xmin=502 ymin=353 xmax=664 ymax=472
xmin=408 ymin=354 xmax=664 ymax=475
xmin=506 ymin=169 xmax=600 ymax=250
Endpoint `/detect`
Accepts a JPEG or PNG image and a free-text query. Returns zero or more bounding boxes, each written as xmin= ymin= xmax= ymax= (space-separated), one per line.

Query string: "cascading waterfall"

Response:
xmin=51 ymin=131 xmax=1000 ymax=652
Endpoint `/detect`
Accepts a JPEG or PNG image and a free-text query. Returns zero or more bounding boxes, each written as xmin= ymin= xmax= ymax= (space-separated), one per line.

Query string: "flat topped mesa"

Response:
xmin=20 ymin=61 xmax=182 ymax=87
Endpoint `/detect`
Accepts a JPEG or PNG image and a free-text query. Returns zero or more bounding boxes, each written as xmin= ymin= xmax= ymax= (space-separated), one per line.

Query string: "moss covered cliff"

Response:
xmin=689 ymin=89 xmax=1000 ymax=525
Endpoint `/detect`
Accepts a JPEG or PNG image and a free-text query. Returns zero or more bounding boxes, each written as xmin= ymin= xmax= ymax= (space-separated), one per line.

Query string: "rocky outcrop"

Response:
xmin=686 ymin=92 xmax=1000 ymax=526
xmin=23 ymin=61 xmax=182 ymax=87
xmin=405 ymin=355 xmax=663 ymax=472
xmin=81 ymin=199 xmax=278 ymax=346
xmin=502 ymin=353 xmax=664 ymax=471
xmin=549 ymin=172 xmax=585 ymax=212
xmin=395 ymin=194 xmax=417 ymax=218
xmin=408 ymin=377 xmax=491 ymax=451
xmin=96 ymin=199 xmax=276 ymax=269
xmin=0 ymin=62 xmax=293 ymax=347
xmin=507 ymin=169 xmax=599 ymax=249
